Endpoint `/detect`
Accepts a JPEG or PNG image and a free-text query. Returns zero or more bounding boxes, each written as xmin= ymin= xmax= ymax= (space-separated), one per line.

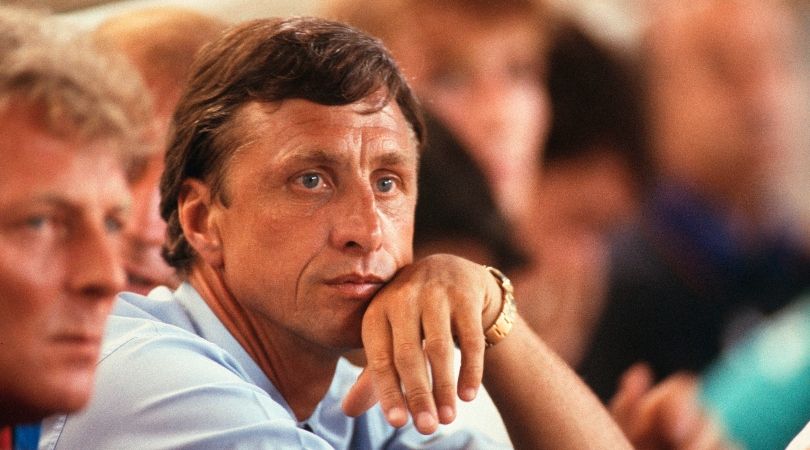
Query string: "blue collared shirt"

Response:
xmin=40 ymin=283 xmax=502 ymax=449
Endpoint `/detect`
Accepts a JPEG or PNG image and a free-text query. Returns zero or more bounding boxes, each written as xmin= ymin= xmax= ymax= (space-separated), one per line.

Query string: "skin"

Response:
xmin=123 ymin=151 xmax=178 ymax=294
xmin=121 ymin=84 xmax=181 ymax=295
xmin=0 ymin=104 xmax=129 ymax=425
xmin=528 ymin=150 xmax=639 ymax=365
xmin=387 ymin=7 xmax=548 ymax=230
xmin=180 ymin=97 xmax=419 ymax=421
xmin=610 ymin=364 xmax=737 ymax=450
xmin=646 ymin=0 xmax=802 ymax=228
xmin=178 ymin=95 xmax=633 ymax=448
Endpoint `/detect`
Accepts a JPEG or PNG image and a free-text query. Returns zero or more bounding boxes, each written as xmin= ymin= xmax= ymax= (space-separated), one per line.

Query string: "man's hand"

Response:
xmin=342 ymin=254 xmax=502 ymax=435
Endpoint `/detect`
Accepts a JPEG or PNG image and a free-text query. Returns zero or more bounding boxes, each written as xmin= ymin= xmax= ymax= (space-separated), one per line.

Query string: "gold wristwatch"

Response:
xmin=483 ymin=266 xmax=517 ymax=347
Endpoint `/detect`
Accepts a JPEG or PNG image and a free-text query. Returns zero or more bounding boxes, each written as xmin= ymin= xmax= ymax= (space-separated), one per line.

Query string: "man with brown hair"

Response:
xmin=41 ymin=16 xmax=631 ymax=449
xmin=0 ymin=4 xmax=152 ymax=428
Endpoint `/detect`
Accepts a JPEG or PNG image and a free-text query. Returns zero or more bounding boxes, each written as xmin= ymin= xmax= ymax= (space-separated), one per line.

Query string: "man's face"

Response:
xmin=649 ymin=2 xmax=802 ymax=201
xmin=0 ymin=105 xmax=128 ymax=422
xmin=123 ymin=151 xmax=178 ymax=294
xmin=390 ymin=8 xmax=549 ymax=186
xmin=203 ymin=98 xmax=417 ymax=351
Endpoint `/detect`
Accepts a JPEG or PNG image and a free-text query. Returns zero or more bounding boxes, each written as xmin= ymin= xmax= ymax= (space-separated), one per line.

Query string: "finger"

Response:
xmin=342 ymin=368 xmax=376 ymax=417
xmin=390 ymin=305 xmax=438 ymax=435
xmin=361 ymin=308 xmax=408 ymax=428
xmin=680 ymin=411 xmax=731 ymax=450
xmin=610 ymin=362 xmax=655 ymax=422
xmin=421 ymin=298 xmax=456 ymax=425
xmin=452 ymin=297 xmax=485 ymax=403
xmin=655 ymin=374 xmax=702 ymax=445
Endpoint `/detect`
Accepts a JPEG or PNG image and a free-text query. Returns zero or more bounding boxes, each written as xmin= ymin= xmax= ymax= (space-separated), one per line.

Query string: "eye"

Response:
xmin=429 ymin=67 xmax=469 ymax=91
xmin=25 ymin=215 xmax=48 ymax=230
xmin=299 ymin=173 xmax=322 ymax=189
xmin=376 ymin=176 xmax=397 ymax=193
xmin=104 ymin=216 xmax=125 ymax=234
xmin=507 ymin=60 xmax=539 ymax=82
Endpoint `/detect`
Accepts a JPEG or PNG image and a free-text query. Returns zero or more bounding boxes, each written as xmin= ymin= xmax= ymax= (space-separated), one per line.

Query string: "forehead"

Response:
xmin=229 ymin=98 xmax=419 ymax=165
xmin=654 ymin=3 xmax=795 ymax=70
xmin=410 ymin=8 xmax=542 ymax=51
xmin=0 ymin=105 xmax=129 ymax=201
xmin=393 ymin=8 xmax=544 ymax=80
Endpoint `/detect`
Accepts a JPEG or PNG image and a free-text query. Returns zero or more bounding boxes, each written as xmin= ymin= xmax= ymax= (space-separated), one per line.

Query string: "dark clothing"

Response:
xmin=578 ymin=183 xmax=810 ymax=401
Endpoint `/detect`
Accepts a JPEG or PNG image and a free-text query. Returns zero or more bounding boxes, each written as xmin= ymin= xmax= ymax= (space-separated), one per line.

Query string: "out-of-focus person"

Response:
xmin=92 ymin=7 xmax=227 ymax=295
xmin=578 ymin=0 xmax=810 ymax=401
xmin=527 ymin=18 xmax=650 ymax=365
xmin=324 ymin=0 xmax=596 ymax=366
xmin=0 ymin=2 xmax=151 ymax=431
xmin=323 ymin=0 xmax=549 ymax=251
xmin=611 ymin=289 xmax=810 ymax=450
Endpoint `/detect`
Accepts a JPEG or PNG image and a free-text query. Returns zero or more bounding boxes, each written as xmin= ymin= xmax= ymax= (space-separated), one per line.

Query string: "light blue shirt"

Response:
xmin=40 ymin=283 xmax=501 ymax=449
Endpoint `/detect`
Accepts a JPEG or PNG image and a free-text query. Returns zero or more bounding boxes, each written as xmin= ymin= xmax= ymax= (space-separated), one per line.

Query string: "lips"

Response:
xmin=126 ymin=270 xmax=159 ymax=295
xmin=323 ymin=273 xmax=387 ymax=300
xmin=50 ymin=333 xmax=103 ymax=362
xmin=125 ymin=261 xmax=177 ymax=295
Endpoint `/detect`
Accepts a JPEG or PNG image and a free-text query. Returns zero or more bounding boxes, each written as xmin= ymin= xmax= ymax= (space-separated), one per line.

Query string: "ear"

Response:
xmin=178 ymin=179 xmax=224 ymax=268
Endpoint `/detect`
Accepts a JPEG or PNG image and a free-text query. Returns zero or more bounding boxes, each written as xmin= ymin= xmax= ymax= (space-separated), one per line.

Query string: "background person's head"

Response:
xmin=93 ymin=7 xmax=227 ymax=295
xmin=325 ymin=0 xmax=550 ymax=220
xmin=0 ymin=6 xmax=152 ymax=424
xmin=641 ymin=0 xmax=805 ymax=225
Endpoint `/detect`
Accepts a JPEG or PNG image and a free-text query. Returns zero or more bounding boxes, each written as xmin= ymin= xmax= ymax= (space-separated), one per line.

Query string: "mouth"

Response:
xmin=126 ymin=271 xmax=159 ymax=295
xmin=323 ymin=274 xmax=387 ymax=300
xmin=50 ymin=333 xmax=103 ymax=360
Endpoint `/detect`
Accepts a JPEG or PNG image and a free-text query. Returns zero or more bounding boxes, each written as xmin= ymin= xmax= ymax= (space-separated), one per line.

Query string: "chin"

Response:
xmin=35 ymin=367 xmax=97 ymax=415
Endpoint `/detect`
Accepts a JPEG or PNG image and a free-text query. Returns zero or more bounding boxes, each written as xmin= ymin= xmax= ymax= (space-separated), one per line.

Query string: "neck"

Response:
xmin=187 ymin=264 xmax=339 ymax=420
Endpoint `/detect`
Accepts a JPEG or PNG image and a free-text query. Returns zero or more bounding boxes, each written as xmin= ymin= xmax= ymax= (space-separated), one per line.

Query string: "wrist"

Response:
xmin=482 ymin=266 xmax=517 ymax=348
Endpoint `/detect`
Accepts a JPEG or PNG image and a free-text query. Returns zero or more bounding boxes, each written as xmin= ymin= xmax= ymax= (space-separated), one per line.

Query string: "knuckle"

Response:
xmin=405 ymin=385 xmax=434 ymax=405
xmin=423 ymin=336 xmax=452 ymax=359
xmin=379 ymin=385 xmax=405 ymax=403
xmin=461 ymin=358 xmax=484 ymax=375
xmin=393 ymin=341 xmax=424 ymax=369
xmin=431 ymin=379 xmax=456 ymax=394
xmin=456 ymin=330 xmax=485 ymax=354
xmin=366 ymin=355 xmax=395 ymax=374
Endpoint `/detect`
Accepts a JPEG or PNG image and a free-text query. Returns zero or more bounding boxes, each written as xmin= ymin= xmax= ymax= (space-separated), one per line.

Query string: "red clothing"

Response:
xmin=0 ymin=426 xmax=12 ymax=450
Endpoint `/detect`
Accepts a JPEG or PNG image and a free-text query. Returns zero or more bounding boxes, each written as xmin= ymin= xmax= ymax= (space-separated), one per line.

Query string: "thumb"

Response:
xmin=342 ymin=368 xmax=378 ymax=417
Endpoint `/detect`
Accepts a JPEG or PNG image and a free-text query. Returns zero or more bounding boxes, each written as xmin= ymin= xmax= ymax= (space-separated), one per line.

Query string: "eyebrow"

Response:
xmin=277 ymin=149 xmax=342 ymax=168
xmin=19 ymin=193 xmax=131 ymax=215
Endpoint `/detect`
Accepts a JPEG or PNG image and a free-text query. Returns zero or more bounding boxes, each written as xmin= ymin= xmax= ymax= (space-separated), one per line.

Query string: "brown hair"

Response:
xmin=160 ymin=16 xmax=424 ymax=273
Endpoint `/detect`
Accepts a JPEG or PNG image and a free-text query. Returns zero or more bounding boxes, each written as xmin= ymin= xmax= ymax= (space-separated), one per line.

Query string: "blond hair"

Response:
xmin=0 ymin=6 xmax=155 ymax=180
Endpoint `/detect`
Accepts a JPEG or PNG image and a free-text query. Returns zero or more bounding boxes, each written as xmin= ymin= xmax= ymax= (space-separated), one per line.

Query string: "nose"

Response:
xmin=68 ymin=220 xmax=126 ymax=301
xmin=124 ymin=185 xmax=166 ymax=246
xmin=329 ymin=183 xmax=383 ymax=253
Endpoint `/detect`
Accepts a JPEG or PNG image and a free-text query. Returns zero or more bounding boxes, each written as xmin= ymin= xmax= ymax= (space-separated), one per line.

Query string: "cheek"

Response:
xmin=0 ymin=275 xmax=54 ymax=362
xmin=507 ymin=83 xmax=548 ymax=137
xmin=0 ymin=242 xmax=60 ymax=324
xmin=381 ymin=200 xmax=415 ymax=263
xmin=222 ymin=207 xmax=331 ymax=289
